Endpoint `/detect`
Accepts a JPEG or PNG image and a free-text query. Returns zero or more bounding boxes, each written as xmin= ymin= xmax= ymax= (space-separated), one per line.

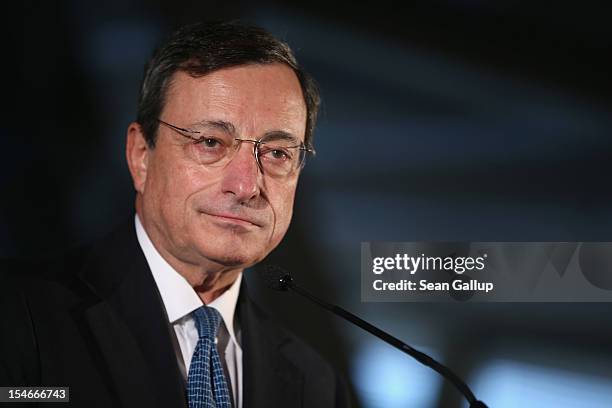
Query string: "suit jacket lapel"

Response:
xmin=239 ymin=280 xmax=304 ymax=408
xmin=77 ymin=220 xmax=187 ymax=408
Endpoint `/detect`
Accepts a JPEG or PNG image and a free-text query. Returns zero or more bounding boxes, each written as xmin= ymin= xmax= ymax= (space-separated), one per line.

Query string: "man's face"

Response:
xmin=135 ymin=63 xmax=307 ymax=271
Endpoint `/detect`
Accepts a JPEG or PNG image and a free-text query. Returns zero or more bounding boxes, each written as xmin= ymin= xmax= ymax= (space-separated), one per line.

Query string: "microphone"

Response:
xmin=258 ymin=265 xmax=488 ymax=408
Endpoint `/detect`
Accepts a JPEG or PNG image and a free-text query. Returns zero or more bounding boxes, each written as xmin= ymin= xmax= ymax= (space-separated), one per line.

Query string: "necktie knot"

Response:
xmin=193 ymin=306 xmax=222 ymax=340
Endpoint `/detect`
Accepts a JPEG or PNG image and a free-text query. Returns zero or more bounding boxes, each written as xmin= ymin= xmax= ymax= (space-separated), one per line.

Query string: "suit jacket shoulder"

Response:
xmin=238 ymin=284 xmax=350 ymax=408
xmin=0 ymin=222 xmax=186 ymax=407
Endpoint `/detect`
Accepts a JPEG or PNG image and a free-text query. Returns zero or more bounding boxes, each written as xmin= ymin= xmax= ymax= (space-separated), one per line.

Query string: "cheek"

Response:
xmin=145 ymin=154 xmax=208 ymax=221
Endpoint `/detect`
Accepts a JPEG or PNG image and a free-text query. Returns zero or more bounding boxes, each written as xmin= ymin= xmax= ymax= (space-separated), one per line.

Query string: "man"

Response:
xmin=0 ymin=21 xmax=348 ymax=407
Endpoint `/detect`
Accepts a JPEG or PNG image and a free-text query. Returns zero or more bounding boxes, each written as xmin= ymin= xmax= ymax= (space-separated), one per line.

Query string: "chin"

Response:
xmin=209 ymin=254 xmax=251 ymax=268
xmin=190 ymin=226 xmax=272 ymax=268
xmin=197 ymin=243 xmax=263 ymax=269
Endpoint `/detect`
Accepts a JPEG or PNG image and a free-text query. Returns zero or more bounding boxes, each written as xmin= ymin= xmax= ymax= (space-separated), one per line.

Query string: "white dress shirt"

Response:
xmin=135 ymin=215 xmax=243 ymax=408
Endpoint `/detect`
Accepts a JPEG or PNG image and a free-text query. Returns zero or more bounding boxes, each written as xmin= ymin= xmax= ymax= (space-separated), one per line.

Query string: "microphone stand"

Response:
xmin=277 ymin=273 xmax=488 ymax=408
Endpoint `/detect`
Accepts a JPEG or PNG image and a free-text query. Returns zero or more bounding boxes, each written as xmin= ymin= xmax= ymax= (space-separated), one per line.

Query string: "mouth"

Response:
xmin=199 ymin=211 xmax=262 ymax=228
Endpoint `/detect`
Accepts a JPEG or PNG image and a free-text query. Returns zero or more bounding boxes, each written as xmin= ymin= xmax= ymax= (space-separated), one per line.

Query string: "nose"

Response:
xmin=220 ymin=143 xmax=261 ymax=204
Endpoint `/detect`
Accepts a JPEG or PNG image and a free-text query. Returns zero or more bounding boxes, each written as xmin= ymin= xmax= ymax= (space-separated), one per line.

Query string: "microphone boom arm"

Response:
xmin=278 ymin=273 xmax=487 ymax=408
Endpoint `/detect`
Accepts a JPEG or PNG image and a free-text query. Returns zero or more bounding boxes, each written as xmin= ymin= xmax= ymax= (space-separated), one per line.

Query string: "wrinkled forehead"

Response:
xmin=162 ymin=64 xmax=307 ymax=142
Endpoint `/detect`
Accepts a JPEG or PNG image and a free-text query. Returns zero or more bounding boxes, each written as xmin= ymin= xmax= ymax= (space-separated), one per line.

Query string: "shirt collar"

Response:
xmin=135 ymin=215 xmax=242 ymax=342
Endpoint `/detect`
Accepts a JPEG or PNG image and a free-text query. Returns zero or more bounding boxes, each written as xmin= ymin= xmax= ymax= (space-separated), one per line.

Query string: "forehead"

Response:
xmin=162 ymin=63 xmax=307 ymax=141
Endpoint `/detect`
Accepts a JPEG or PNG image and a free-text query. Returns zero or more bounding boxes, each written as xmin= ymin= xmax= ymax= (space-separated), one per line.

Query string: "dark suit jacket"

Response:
xmin=0 ymin=220 xmax=349 ymax=407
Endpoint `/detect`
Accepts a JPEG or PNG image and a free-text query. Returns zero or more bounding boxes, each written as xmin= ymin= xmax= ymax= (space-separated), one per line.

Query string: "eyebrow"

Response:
xmin=261 ymin=130 xmax=302 ymax=145
xmin=189 ymin=119 xmax=237 ymax=136
xmin=190 ymin=119 xmax=302 ymax=144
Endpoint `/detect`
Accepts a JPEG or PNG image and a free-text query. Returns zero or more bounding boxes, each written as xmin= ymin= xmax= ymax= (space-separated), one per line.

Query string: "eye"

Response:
xmin=261 ymin=146 xmax=292 ymax=162
xmin=196 ymin=137 xmax=222 ymax=148
xmin=270 ymin=149 xmax=290 ymax=160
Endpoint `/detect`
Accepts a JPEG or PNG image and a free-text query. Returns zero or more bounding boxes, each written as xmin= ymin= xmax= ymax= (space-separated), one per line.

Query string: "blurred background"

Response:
xmin=6 ymin=1 xmax=612 ymax=407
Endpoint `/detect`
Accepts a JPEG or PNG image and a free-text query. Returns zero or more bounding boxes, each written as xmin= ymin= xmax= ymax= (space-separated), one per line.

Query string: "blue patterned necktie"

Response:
xmin=187 ymin=306 xmax=232 ymax=408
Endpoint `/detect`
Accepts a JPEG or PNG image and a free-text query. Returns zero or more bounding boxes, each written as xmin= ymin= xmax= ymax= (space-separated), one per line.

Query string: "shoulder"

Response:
xmin=0 ymin=246 xmax=95 ymax=339
xmin=240 ymin=289 xmax=350 ymax=407
xmin=0 ymin=248 xmax=91 ymax=386
xmin=0 ymin=246 xmax=92 ymax=307
xmin=242 ymin=288 xmax=330 ymax=365
xmin=0 ymin=218 xmax=142 ymax=305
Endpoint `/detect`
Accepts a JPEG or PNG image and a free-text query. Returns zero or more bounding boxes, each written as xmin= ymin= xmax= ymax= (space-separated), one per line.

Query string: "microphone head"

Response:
xmin=256 ymin=264 xmax=293 ymax=291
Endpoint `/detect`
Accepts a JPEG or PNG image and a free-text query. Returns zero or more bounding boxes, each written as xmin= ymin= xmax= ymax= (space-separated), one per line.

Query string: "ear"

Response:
xmin=126 ymin=122 xmax=150 ymax=194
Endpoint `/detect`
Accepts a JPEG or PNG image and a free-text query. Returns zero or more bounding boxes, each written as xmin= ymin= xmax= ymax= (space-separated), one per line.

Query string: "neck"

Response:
xmin=136 ymin=204 xmax=242 ymax=305
xmin=188 ymin=268 xmax=242 ymax=304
